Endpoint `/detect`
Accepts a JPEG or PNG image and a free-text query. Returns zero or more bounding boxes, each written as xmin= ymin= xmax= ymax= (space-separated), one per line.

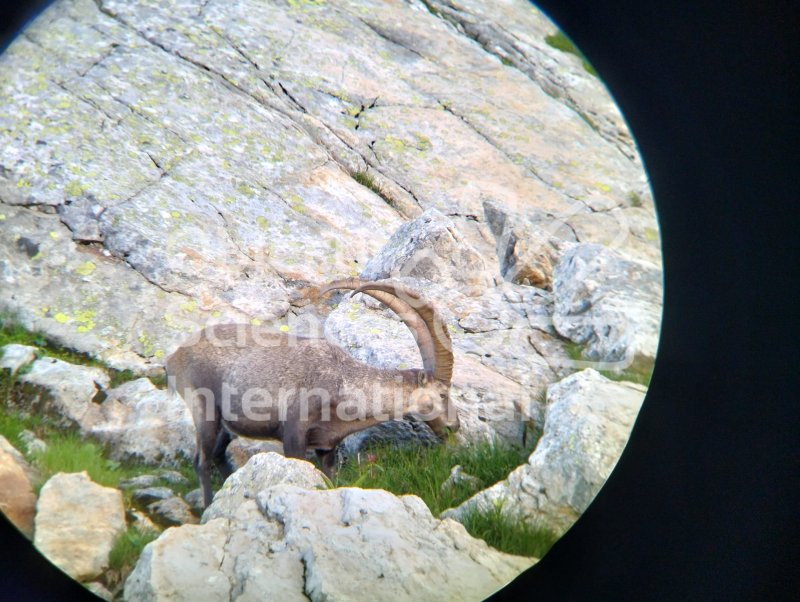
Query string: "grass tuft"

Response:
xmin=334 ymin=438 xmax=533 ymax=518
xmin=108 ymin=525 xmax=159 ymax=573
xmin=459 ymin=503 xmax=559 ymax=558
xmin=30 ymin=434 xmax=131 ymax=491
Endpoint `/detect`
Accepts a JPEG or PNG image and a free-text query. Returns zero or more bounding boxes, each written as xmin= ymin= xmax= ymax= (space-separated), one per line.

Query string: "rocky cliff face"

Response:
xmin=1 ymin=0 xmax=662 ymax=598
xmin=0 ymin=0 xmax=659 ymax=371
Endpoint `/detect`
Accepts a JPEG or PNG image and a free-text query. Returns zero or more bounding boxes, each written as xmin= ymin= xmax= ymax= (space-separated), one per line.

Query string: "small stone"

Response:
xmin=440 ymin=465 xmax=481 ymax=493
xmin=0 ymin=344 xmax=38 ymax=374
xmin=146 ymin=496 xmax=198 ymax=527
xmin=131 ymin=487 xmax=175 ymax=509
xmin=183 ymin=489 xmax=205 ymax=517
xmin=19 ymin=429 xmax=47 ymax=456
xmin=158 ymin=470 xmax=189 ymax=487
xmin=118 ymin=474 xmax=160 ymax=489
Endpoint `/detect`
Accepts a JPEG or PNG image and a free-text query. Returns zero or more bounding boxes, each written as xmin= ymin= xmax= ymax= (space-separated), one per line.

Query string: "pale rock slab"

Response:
xmin=18 ymin=357 xmax=109 ymax=430
xmin=0 ymin=0 xmax=659 ymax=377
xmin=443 ymin=369 xmax=646 ymax=534
xmin=34 ymin=471 xmax=126 ymax=582
xmin=89 ymin=378 xmax=194 ymax=465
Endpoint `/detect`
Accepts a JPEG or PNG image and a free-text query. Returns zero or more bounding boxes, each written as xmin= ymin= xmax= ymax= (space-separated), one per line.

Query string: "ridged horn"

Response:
xmin=318 ymin=279 xmax=438 ymax=378
xmin=351 ymin=281 xmax=453 ymax=385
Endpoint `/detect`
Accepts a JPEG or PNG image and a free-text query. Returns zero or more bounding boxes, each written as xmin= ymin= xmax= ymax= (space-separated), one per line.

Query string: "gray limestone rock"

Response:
xmin=202 ymin=452 xmax=327 ymax=523
xmin=361 ymin=208 xmax=493 ymax=292
xmin=131 ymin=487 xmax=175 ymax=510
xmin=18 ymin=357 xmax=109 ymax=430
xmin=552 ymin=244 xmax=663 ymax=363
xmin=118 ymin=474 xmax=160 ymax=490
xmin=125 ymin=479 xmax=533 ymax=602
xmin=146 ymin=496 xmax=198 ymax=528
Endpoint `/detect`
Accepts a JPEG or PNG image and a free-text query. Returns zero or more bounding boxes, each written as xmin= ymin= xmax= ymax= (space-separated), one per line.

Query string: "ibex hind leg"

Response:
xmin=194 ymin=414 xmax=221 ymax=508
xmin=315 ymin=448 xmax=336 ymax=480
xmin=212 ymin=427 xmax=233 ymax=481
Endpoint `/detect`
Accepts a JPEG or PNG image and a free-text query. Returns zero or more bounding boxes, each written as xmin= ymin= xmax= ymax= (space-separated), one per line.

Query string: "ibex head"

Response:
xmin=319 ymin=278 xmax=460 ymax=437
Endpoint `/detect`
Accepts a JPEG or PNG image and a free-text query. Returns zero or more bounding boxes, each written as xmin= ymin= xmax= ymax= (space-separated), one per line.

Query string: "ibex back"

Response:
xmin=167 ymin=279 xmax=459 ymax=507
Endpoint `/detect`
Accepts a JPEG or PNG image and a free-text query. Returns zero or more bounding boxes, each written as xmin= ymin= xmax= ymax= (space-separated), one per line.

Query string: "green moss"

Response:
xmin=564 ymin=341 xmax=654 ymax=386
xmin=0 ymin=313 xmax=140 ymax=387
xmin=545 ymin=31 xmax=598 ymax=77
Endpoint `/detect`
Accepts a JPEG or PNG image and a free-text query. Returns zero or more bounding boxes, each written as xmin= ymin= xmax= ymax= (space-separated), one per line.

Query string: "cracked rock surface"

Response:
xmin=0 ymin=0 xmax=660 ymax=375
xmin=125 ymin=454 xmax=533 ymax=602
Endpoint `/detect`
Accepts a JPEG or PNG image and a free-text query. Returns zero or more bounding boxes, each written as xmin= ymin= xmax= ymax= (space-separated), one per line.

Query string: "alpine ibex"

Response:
xmin=167 ymin=279 xmax=459 ymax=507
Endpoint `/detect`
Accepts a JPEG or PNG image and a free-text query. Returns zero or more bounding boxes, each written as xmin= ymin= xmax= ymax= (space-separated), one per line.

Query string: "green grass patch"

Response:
xmin=545 ymin=31 xmax=598 ymax=77
xmin=108 ymin=525 xmax=159 ymax=579
xmin=352 ymin=169 xmax=383 ymax=196
xmin=564 ymin=341 xmax=654 ymax=386
xmin=30 ymin=434 xmax=137 ymax=491
xmin=459 ymin=503 xmax=559 ymax=558
xmin=334 ymin=438 xmax=533 ymax=517
xmin=628 ymin=191 xmax=644 ymax=207
xmin=0 ymin=405 xmax=50 ymax=451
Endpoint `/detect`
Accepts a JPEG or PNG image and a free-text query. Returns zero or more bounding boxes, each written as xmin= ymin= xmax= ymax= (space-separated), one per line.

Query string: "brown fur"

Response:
xmin=168 ymin=323 xmax=457 ymax=507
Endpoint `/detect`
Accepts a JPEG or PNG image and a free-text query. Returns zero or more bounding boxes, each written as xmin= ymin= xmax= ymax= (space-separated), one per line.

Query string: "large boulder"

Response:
xmin=443 ymin=369 xmax=646 ymax=534
xmin=552 ymin=244 xmax=663 ymax=363
xmin=125 ymin=453 xmax=533 ymax=601
xmin=0 ymin=436 xmax=38 ymax=537
xmin=33 ymin=471 xmax=126 ymax=582
xmin=89 ymin=377 xmax=194 ymax=465
xmin=361 ymin=208 xmax=493 ymax=292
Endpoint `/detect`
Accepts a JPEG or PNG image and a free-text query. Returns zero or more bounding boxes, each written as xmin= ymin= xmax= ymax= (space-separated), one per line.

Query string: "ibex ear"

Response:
xmin=417 ymin=371 xmax=428 ymax=386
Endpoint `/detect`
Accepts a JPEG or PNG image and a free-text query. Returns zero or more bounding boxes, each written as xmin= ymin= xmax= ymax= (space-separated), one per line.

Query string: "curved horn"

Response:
xmin=352 ymin=281 xmax=453 ymax=385
xmin=319 ymin=279 xmax=437 ymax=378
